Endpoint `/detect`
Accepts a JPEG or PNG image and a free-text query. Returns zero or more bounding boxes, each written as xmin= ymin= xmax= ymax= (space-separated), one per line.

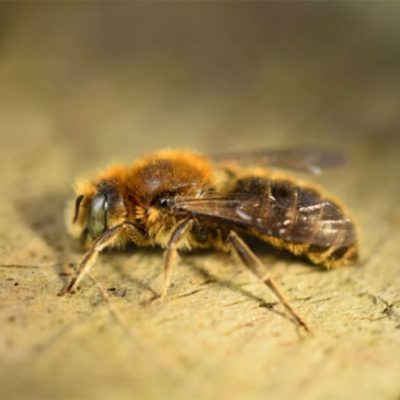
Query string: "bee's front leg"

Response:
xmin=62 ymin=222 xmax=146 ymax=295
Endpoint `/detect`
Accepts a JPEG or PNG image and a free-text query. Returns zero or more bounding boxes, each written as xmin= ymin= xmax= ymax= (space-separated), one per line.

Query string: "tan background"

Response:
xmin=0 ymin=3 xmax=399 ymax=399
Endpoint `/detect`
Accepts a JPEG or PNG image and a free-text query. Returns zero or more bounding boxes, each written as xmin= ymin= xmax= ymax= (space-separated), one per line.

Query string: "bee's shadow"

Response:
xmin=17 ymin=190 xmax=73 ymax=254
xmin=16 ymin=190 xmax=79 ymax=283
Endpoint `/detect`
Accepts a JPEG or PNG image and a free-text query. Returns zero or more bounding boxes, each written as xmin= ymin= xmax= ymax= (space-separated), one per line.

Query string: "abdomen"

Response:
xmin=231 ymin=175 xmax=358 ymax=268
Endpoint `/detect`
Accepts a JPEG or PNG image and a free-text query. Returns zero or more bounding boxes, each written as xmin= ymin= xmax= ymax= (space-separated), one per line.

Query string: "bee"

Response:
xmin=64 ymin=148 xmax=359 ymax=332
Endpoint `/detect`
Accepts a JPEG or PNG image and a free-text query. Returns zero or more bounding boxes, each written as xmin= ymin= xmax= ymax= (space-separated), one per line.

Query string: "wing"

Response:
xmin=175 ymin=193 xmax=356 ymax=248
xmin=210 ymin=147 xmax=346 ymax=175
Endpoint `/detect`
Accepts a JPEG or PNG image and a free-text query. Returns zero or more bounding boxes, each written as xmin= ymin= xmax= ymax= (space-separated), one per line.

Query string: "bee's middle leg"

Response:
xmin=160 ymin=218 xmax=194 ymax=298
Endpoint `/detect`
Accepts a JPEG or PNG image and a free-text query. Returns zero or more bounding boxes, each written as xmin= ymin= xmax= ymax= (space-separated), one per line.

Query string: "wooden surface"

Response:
xmin=1 ymin=4 xmax=400 ymax=400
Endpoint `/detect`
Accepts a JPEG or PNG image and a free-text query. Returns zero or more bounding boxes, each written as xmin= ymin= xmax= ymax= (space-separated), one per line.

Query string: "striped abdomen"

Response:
xmin=232 ymin=177 xmax=358 ymax=268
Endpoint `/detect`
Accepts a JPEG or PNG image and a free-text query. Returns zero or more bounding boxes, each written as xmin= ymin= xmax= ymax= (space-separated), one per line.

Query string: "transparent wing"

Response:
xmin=175 ymin=193 xmax=356 ymax=247
xmin=211 ymin=147 xmax=346 ymax=175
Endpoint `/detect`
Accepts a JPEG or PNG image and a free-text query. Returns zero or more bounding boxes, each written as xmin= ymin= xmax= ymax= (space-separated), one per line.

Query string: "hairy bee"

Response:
xmin=64 ymin=148 xmax=359 ymax=332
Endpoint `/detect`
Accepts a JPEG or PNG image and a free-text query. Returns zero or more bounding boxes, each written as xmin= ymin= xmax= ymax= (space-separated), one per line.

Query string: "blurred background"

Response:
xmin=1 ymin=2 xmax=399 ymax=181
xmin=1 ymin=3 xmax=400 ymax=399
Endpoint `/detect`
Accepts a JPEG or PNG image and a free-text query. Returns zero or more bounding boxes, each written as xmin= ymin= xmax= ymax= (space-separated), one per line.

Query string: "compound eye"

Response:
xmin=88 ymin=194 xmax=108 ymax=239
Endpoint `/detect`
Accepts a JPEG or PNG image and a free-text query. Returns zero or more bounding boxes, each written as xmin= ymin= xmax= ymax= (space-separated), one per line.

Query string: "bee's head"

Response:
xmin=66 ymin=181 xmax=127 ymax=244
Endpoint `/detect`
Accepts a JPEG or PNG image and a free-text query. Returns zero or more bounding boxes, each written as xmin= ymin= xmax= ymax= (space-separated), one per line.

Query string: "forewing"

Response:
xmin=211 ymin=148 xmax=346 ymax=175
xmin=175 ymin=193 xmax=355 ymax=247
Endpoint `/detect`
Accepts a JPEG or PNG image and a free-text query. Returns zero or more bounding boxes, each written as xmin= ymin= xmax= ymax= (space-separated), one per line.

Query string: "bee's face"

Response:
xmin=68 ymin=182 xmax=127 ymax=243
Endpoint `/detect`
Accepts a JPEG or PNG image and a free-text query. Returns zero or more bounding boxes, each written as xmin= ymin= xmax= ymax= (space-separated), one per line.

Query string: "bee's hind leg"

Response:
xmin=227 ymin=230 xmax=311 ymax=334
xmin=160 ymin=218 xmax=194 ymax=298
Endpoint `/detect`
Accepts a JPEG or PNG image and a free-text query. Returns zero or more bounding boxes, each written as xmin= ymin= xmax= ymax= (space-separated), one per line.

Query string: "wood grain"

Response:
xmin=0 ymin=4 xmax=399 ymax=399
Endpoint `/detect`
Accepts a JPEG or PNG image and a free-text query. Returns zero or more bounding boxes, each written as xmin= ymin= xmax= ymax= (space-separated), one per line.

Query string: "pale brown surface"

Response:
xmin=1 ymin=4 xmax=400 ymax=400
